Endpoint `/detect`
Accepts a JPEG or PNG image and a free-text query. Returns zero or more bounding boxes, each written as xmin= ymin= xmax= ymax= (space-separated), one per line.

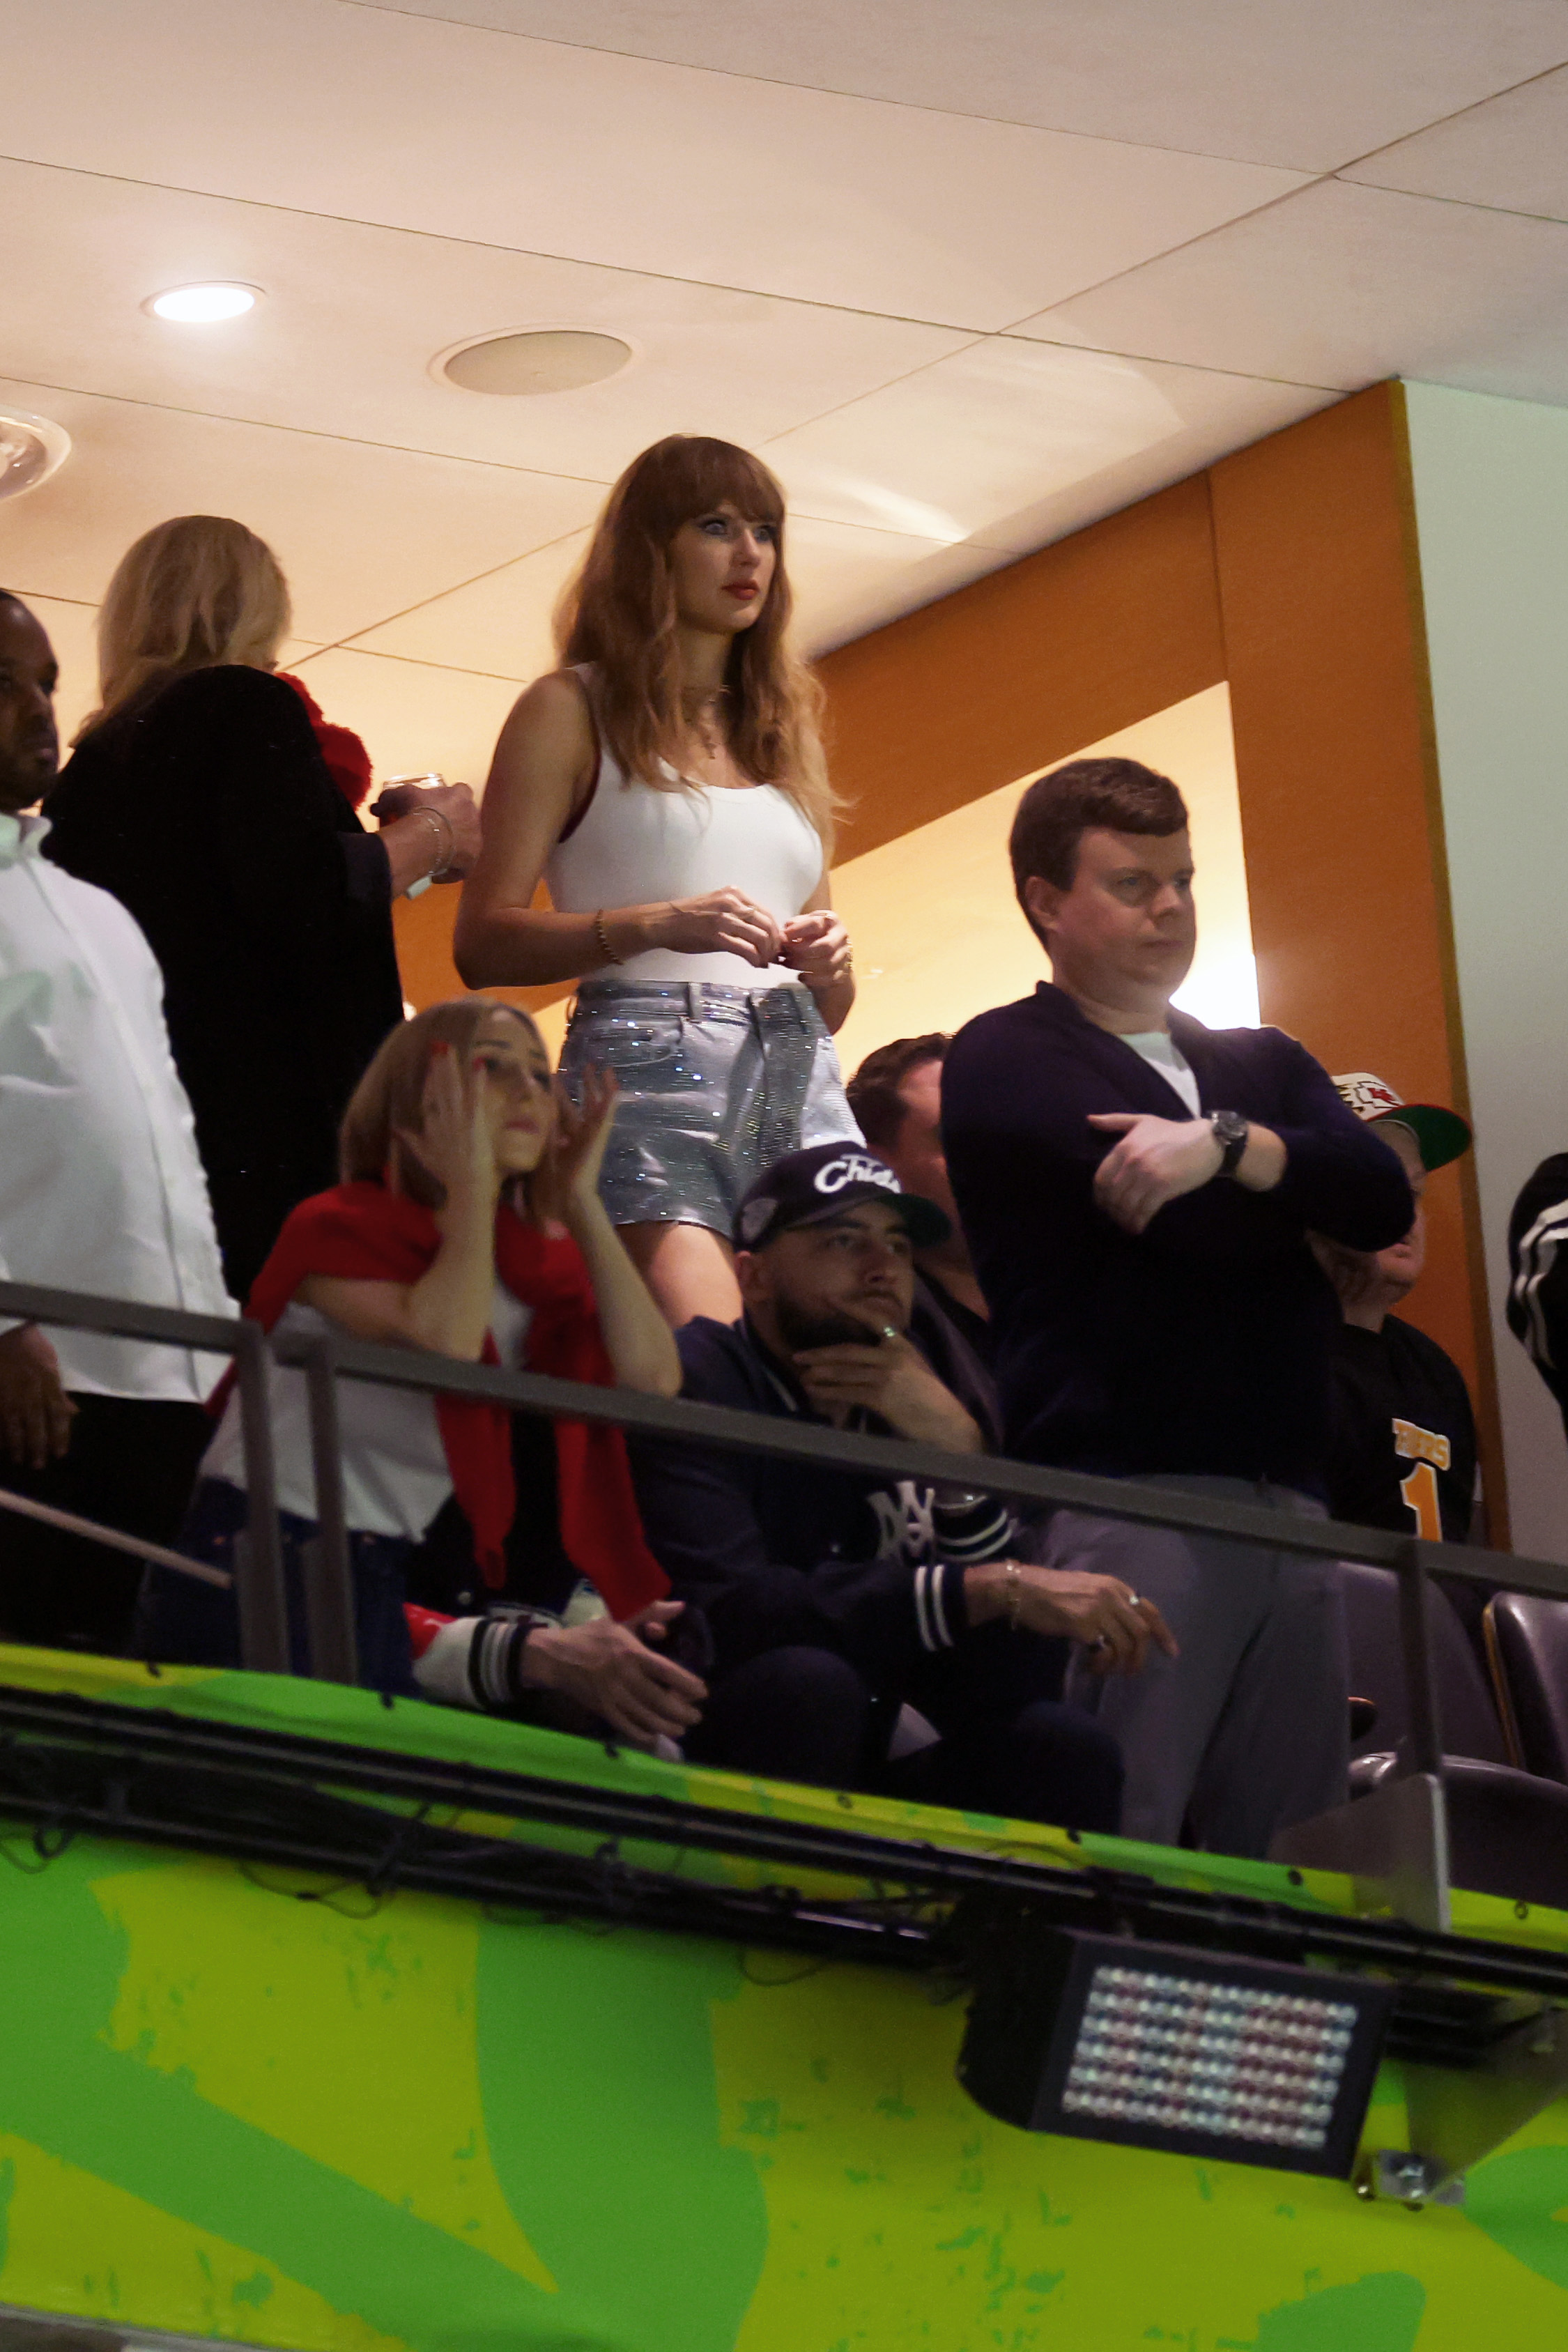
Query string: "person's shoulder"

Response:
xmin=79 ymin=666 xmax=315 ymax=768
xmin=948 ymin=990 xmax=1057 ymax=1069
xmin=31 ymin=846 xmax=153 ymax=953
xmin=155 ymin=665 xmax=312 ymax=732
xmin=1510 ymin=1154 xmax=1568 ymax=1243
xmin=675 ymin=1315 xmax=770 ymax=1401
xmin=675 ymin=1314 xmax=747 ymax=1373
xmin=497 ymin=667 xmax=596 ymax=752
xmin=1175 ymin=1013 xmax=1295 ymax=1066
xmin=1385 ymin=1313 xmax=1470 ymax=1394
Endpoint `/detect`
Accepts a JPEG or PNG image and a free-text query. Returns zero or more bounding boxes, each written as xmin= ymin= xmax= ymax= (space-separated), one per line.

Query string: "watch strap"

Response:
xmin=1210 ymin=1109 xmax=1250 ymax=1177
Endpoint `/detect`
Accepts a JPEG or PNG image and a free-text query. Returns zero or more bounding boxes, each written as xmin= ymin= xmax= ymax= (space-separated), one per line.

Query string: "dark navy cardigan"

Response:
xmin=941 ymin=983 xmax=1415 ymax=1497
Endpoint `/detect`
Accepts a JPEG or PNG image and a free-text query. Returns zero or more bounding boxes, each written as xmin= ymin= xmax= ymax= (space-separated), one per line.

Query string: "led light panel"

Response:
xmin=959 ymin=1923 xmax=1393 ymax=2178
xmin=1063 ymin=1965 xmax=1357 ymax=2151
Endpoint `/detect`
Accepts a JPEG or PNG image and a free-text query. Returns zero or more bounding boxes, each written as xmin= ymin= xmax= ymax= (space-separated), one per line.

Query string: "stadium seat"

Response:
xmin=1339 ymin=1562 xmax=1568 ymax=1911
xmin=1484 ymin=1592 xmax=1568 ymax=1785
xmin=1341 ymin=1561 xmax=1509 ymax=1772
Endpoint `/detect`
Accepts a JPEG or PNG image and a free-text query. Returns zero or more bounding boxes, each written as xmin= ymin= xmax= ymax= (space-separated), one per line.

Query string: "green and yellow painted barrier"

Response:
xmin=1 ymin=1645 xmax=1566 ymax=2351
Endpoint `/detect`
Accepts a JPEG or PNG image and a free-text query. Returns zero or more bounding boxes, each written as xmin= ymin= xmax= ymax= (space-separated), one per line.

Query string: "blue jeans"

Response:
xmin=139 ymin=1477 xmax=419 ymax=1696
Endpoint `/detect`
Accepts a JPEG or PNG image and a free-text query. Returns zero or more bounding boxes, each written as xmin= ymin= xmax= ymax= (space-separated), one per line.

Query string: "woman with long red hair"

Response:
xmin=456 ymin=436 xmax=861 ymax=1329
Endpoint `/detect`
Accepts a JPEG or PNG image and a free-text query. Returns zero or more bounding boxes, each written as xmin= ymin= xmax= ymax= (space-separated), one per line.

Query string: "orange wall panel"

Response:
xmin=392 ymin=880 xmax=569 ymax=1021
xmin=1209 ymin=385 xmax=1504 ymax=1534
xmin=817 ymin=475 xmax=1227 ymax=857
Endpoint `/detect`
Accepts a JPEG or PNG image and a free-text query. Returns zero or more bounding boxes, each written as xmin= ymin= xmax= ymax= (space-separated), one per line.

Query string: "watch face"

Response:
xmin=1213 ymin=1110 xmax=1247 ymax=1146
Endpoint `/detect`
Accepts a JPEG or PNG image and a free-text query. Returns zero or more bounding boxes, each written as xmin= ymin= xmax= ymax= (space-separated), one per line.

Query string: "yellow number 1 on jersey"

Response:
xmin=1399 ymin=1459 xmax=1443 ymax=1542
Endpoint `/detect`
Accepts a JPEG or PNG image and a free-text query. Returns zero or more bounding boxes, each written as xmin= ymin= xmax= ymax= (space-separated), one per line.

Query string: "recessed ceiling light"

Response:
xmin=0 ymin=408 xmax=71 ymax=502
xmin=146 ymin=283 xmax=259 ymax=323
xmin=435 ymin=328 xmax=633 ymax=396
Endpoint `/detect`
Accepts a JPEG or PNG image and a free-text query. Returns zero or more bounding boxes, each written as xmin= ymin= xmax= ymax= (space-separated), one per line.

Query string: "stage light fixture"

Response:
xmin=146 ymin=284 xmax=259 ymax=323
xmin=959 ymin=1923 xmax=1392 ymax=2178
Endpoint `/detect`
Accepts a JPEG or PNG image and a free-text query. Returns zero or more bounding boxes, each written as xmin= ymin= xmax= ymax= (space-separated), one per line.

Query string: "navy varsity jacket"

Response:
xmin=628 ymin=1289 xmax=1013 ymax=1690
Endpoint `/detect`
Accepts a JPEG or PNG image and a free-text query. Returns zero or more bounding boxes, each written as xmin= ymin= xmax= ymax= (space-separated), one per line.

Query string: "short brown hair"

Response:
xmin=1009 ymin=756 xmax=1188 ymax=933
xmin=847 ymin=1034 xmax=949 ymax=1149
xmin=339 ymin=998 xmax=548 ymax=1210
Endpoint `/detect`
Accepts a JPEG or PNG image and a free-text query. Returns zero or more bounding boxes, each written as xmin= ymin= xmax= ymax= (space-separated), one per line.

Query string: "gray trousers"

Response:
xmin=1050 ymin=1475 xmax=1349 ymax=1859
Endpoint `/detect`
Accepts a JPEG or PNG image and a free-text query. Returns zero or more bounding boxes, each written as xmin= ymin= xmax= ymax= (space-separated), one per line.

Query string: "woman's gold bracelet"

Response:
xmin=593 ymin=908 xmax=620 ymax=967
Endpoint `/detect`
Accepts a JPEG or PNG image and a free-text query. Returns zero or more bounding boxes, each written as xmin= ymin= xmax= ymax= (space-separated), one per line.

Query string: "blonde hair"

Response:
xmin=555 ymin=435 xmax=840 ymax=853
xmin=339 ymin=999 xmax=552 ymax=1215
xmin=82 ymin=515 xmax=291 ymax=735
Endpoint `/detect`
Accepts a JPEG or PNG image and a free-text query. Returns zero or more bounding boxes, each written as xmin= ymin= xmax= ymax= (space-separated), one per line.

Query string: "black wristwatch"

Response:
xmin=1210 ymin=1108 xmax=1250 ymax=1177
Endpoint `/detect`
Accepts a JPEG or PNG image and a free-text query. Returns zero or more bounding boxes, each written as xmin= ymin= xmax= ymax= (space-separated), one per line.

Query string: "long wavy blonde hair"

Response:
xmin=555 ymin=436 xmax=840 ymax=851
xmin=79 ymin=514 xmax=291 ymax=737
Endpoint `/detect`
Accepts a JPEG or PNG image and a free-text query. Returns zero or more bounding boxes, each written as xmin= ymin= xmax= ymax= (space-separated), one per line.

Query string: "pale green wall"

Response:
xmin=1404 ymin=381 xmax=1568 ymax=1561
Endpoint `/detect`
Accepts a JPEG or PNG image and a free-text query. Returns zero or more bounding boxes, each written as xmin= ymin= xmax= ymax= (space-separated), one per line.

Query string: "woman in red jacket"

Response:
xmin=146 ymin=997 xmax=705 ymax=1740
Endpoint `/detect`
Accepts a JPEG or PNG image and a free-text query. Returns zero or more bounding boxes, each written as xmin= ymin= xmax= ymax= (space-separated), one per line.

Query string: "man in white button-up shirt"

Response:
xmin=0 ymin=592 xmax=236 ymax=1653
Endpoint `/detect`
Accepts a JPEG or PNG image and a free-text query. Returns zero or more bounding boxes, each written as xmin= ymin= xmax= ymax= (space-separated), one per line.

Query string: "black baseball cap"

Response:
xmin=734 ymin=1143 xmax=951 ymax=1251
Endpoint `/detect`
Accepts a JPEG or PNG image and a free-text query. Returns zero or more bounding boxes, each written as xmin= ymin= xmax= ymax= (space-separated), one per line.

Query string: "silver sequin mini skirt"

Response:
xmin=560 ymin=977 xmax=862 ymax=1237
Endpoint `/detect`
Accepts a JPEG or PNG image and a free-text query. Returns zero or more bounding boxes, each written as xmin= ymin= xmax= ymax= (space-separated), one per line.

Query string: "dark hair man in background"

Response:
xmin=941 ymin=756 xmax=1413 ymax=1857
xmin=847 ymin=1033 xmax=992 ymax=1364
xmin=0 ymin=592 xmax=234 ymax=1652
xmin=631 ymin=1143 xmax=1174 ymax=1827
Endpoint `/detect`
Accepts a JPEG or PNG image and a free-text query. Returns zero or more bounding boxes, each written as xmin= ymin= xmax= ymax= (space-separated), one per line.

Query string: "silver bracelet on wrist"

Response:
xmin=413 ymin=804 xmax=454 ymax=881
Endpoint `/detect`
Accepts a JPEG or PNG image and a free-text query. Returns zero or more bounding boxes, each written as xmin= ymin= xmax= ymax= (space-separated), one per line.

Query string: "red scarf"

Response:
xmin=277 ymin=671 xmax=374 ymax=811
xmin=244 ymin=1182 xmax=668 ymax=1619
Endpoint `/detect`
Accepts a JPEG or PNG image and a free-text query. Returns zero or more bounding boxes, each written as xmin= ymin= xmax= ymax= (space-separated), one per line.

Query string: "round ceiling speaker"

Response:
xmin=436 ymin=328 xmax=634 ymax=396
xmin=0 ymin=408 xmax=70 ymax=502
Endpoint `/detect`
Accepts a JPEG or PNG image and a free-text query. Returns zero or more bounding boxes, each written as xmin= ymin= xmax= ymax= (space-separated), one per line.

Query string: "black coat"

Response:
xmin=941 ymin=983 xmax=1415 ymax=1496
xmin=45 ymin=666 xmax=404 ymax=1301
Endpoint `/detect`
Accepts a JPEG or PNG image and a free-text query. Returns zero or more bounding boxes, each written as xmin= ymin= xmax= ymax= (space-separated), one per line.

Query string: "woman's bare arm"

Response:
xmin=453 ymin=674 xmax=608 ymax=987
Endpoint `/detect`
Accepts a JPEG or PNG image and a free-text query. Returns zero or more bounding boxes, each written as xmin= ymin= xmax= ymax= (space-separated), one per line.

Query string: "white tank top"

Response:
xmin=544 ymin=668 xmax=826 ymax=987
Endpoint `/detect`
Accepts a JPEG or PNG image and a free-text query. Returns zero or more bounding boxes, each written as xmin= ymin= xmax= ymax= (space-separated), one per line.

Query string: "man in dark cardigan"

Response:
xmin=941 ymin=757 xmax=1414 ymax=1859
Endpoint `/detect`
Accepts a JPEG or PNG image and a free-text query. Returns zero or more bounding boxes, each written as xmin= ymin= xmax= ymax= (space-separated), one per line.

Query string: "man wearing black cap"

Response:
xmin=629 ymin=1142 xmax=1174 ymax=1827
xmin=1314 ymin=1074 xmax=1480 ymax=1552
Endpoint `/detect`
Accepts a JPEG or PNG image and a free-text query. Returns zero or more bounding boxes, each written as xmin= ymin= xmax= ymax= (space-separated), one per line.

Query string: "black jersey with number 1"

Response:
xmin=1325 ymin=1314 xmax=1477 ymax=1544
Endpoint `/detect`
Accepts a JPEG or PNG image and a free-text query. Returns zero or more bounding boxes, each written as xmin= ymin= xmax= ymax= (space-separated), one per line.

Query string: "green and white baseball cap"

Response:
xmin=1332 ymin=1073 xmax=1472 ymax=1172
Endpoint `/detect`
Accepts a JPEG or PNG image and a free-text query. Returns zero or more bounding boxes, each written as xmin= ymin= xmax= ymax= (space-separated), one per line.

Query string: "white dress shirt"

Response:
xmin=0 ymin=810 xmax=236 ymax=1399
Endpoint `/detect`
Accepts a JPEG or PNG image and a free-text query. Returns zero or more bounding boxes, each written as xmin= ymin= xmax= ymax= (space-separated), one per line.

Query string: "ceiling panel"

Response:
xmin=347 ymin=533 xmax=590 ymax=684
xmin=286 ymin=645 xmax=525 ymax=794
xmin=352 ymin=0 xmax=1568 ymax=173
xmin=764 ymin=339 xmax=1335 ymax=550
xmin=1026 ymin=180 xmax=1568 ymax=403
xmin=1344 ymin=63 xmax=1568 ymax=222
xmin=0 ymin=158 xmax=975 ymax=476
xmin=1 ymin=0 xmax=1306 ymax=330
xmin=348 ymin=513 xmax=1006 ymax=679
xmin=0 ymin=377 xmax=602 ymax=642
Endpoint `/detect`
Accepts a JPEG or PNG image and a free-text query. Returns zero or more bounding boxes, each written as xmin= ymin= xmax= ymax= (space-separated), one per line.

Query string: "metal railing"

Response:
xmin=11 ymin=1274 xmax=1568 ymax=1900
xmin=274 ymin=1324 xmax=1568 ymax=1770
xmin=0 ymin=1279 xmax=289 ymax=1670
